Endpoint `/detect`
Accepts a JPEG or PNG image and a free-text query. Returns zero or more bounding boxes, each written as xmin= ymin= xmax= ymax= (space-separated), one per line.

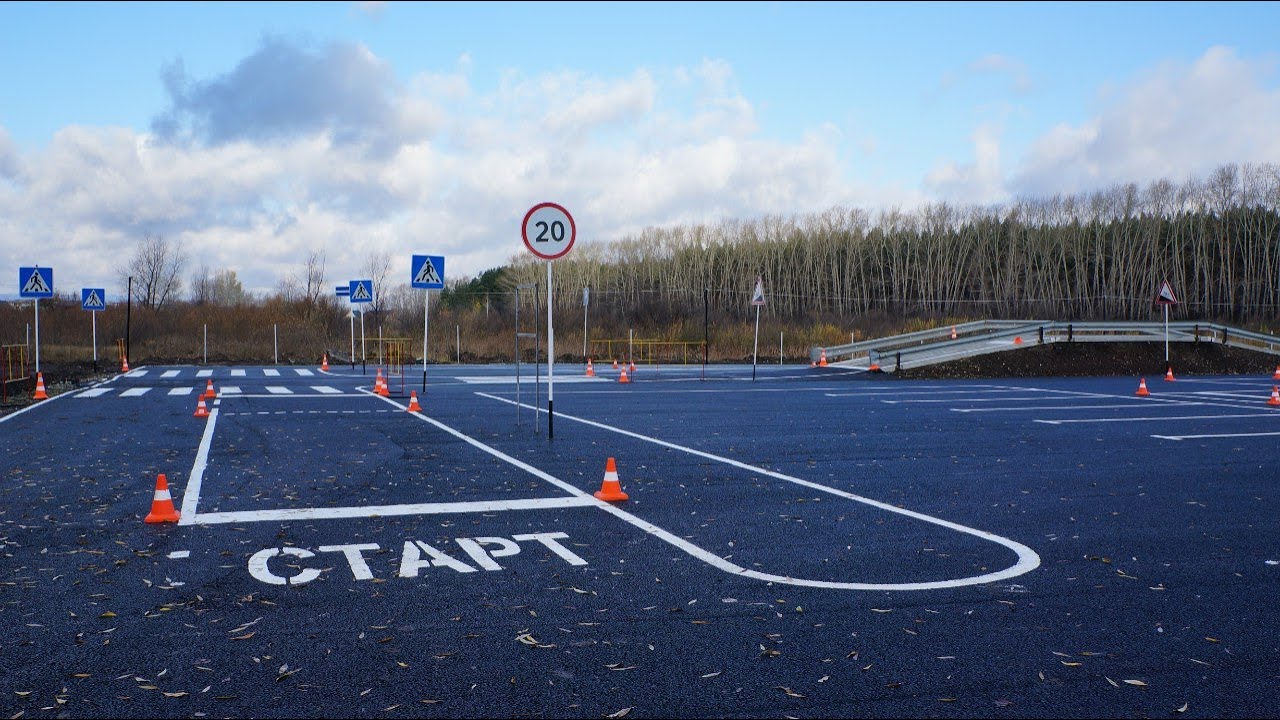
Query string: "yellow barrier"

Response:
xmin=589 ymin=339 xmax=706 ymax=365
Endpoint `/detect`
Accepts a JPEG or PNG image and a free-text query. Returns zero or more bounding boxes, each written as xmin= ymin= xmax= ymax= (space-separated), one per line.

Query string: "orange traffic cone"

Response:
xmin=628 ymin=361 xmax=636 ymax=374
xmin=194 ymin=396 xmax=209 ymax=418
xmin=586 ymin=358 xmax=595 ymax=377
xmin=619 ymin=368 xmax=630 ymax=384
xmin=1164 ymin=367 xmax=1176 ymax=382
xmin=32 ymin=372 xmax=48 ymax=400
xmin=1273 ymin=365 xmax=1280 ymax=380
xmin=819 ymin=349 xmax=828 ymax=367
xmin=144 ymin=474 xmax=181 ymax=524
xmin=1136 ymin=378 xmax=1151 ymax=397
xmin=1269 ymin=387 xmax=1280 ymax=407
xmin=593 ymin=458 xmax=629 ymax=502
xmin=321 ymin=353 xmax=329 ymax=372
xmin=950 ymin=326 xmax=957 ymax=340
xmin=203 ymin=378 xmax=216 ymax=399
xmin=406 ymin=391 xmax=422 ymax=412
xmin=612 ymin=359 xmax=619 ymax=369
xmin=1013 ymin=336 xmax=1023 ymax=345
xmin=376 ymin=369 xmax=390 ymax=397
xmin=121 ymin=356 xmax=130 ymax=372
xmin=869 ymin=361 xmax=881 ymax=372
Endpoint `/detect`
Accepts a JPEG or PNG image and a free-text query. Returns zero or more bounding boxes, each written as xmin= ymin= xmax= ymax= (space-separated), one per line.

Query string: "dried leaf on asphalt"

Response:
xmin=870 ymin=608 xmax=892 ymax=613
xmin=1176 ymin=702 xmax=1189 ymax=713
xmin=1061 ymin=661 xmax=1082 ymax=667
xmin=1205 ymin=637 xmax=1220 ymax=643
xmin=1105 ymin=677 xmax=1119 ymax=688
xmin=606 ymin=708 xmax=632 ymax=718
xmin=700 ymin=671 xmax=722 ymax=678
xmin=99 ymin=612 xmax=117 ymax=619
xmin=162 ymin=692 xmax=188 ymax=698
xmin=1123 ymin=679 xmax=1148 ymax=687
xmin=775 ymin=686 xmax=806 ymax=698
xmin=994 ymin=699 xmax=1013 ymax=707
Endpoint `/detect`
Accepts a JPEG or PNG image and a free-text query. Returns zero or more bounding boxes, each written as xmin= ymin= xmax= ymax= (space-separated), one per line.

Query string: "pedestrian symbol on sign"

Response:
xmin=23 ymin=269 xmax=51 ymax=295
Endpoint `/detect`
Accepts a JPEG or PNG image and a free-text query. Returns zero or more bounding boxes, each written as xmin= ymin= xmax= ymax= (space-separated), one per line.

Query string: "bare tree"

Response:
xmin=363 ymin=249 xmax=393 ymax=317
xmin=118 ymin=233 xmax=187 ymax=311
xmin=190 ymin=264 xmax=212 ymax=305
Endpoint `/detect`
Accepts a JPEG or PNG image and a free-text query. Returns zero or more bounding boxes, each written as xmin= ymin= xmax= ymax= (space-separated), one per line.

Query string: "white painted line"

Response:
xmin=161 ymin=370 xmax=180 ymax=378
xmin=126 ymin=369 xmax=148 ymax=377
xmin=471 ymin=392 xmax=1041 ymax=592
xmin=265 ymin=386 xmax=293 ymax=394
xmin=168 ymin=550 xmax=190 ymax=559
xmin=264 ymin=369 xmax=281 ymax=377
xmin=1153 ymin=430 xmax=1280 ymax=441
xmin=191 ymin=496 xmax=597 ymax=525
xmin=456 ymin=375 xmax=609 ymax=384
xmin=953 ymin=403 xmax=1202 ymax=413
xmin=77 ymin=388 xmax=112 ymax=398
xmin=295 ymin=369 xmax=314 ymax=376
xmin=884 ymin=395 xmax=1075 ymax=404
xmin=826 ymin=387 xmax=1041 ymax=398
xmin=311 ymin=386 xmax=343 ymax=394
xmin=231 ymin=369 xmax=246 ymax=377
xmin=1037 ymin=412 xmax=1279 ymax=425
xmin=221 ymin=386 xmax=242 ymax=395
xmin=178 ymin=407 xmax=218 ymax=524
xmin=168 ymin=387 xmax=194 ymax=396
xmin=120 ymin=387 xmax=152 ymax=397
xmin=196 ymin=369 xmax=213 ymax=378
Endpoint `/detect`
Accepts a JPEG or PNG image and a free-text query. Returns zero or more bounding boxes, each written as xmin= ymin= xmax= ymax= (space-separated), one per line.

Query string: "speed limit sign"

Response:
xmin=522 ymin=202 xmax=576 ymax=260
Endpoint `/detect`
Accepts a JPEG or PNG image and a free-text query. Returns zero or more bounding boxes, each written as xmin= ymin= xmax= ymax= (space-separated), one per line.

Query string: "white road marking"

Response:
xmin=456 ymin=375 xmax=608 ymax=384
xmin=295 ymin=369 xmax=314 ymax=376
xmin=470 ymin=392 xmax=1041 ymax=592
xmin=954 ymin=403 xmax=1202 ymax=413
xmin=311 ymin=386 xmax=342 ymax=394
xmin=221 ymin=386 xmax=241 ymax=394
xmin=266 ymin=386 xmax=292 ymax=394
xmin=884 ymin=395 xmax=1077 ymax=404
xmin=77 ymin=388 xmax=111 ymax=398
xmin=161 ymin=370 xmax=180 ymax=378
xmin=120 ymin=387 xmax=151 ymax=397
xmin=231 ymin=369 xmax=246 ymax=377
xmin=190 ymin=497 xmax=597 ymax=525
xmin=168 ymin=387 xmax=194 ymax=396
xmin=177 ymin=407 xmax=218 ymax=524
xmin=826 ymin=387 xmax=1038 ymax=398
xmin=196 ymin=369 xmax=212 ymax=378
xmin=1153 ymin=430 xmax=1280 ymax=441
xmin=1037 ymin=412 xmax=1279 ymax=425
xmin=168 ymin=550 xmax=190 ymax=559
xmin=264 ymin=369 xmax=281 ymax=377
xmin=126 ymin=370 xmax=148 ymax=377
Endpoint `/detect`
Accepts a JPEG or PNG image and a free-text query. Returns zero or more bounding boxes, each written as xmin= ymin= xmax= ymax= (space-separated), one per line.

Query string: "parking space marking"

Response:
xmin=120 ymin=387 xmax=151 ymax=397
xmin=295 ymin=369 xmax=315 ymax=376
xmin=265 ymin=386 xmax=292 ymax=394
xmin=196 ymin=369 xmax=213 ymax=378
xmin=264 ymin=369 xmax=281 ymax=377
xmin=826 ymin=386 xmax=1036 ymax=398
xmin=955 ymin=402 xmax=1203 ymax=413
xmin=168 ymin=387 xmax=194 ymax=396
xmin=312 ymin=385 xmax=342 ymax=394
xmin=884 ymin=395 xmax=1079 ymax=404
xmin=76 ymin=388 xmax=111 ymax=398
xmin=1153 ymin=430 xmax=1280 ymax=441
xmin=126 ymin=369 xmax=148 ymax=377
xmin=471 ymin=391 xmax=1041 ymax=591
xmin=1038 ymin=412 xmax=1279 ymax=425
xmin=221 ymin=386 xmax=242 ymax=394
xmin=177 ymin=407 xmax=218 ymax=524
xmin=161 ymin=370 xmax=180 ymax=378
xmin=231 ymin=369 xmax=246 ymax=377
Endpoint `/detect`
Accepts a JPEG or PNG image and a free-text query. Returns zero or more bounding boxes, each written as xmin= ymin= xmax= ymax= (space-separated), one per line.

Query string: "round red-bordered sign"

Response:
xmin=522 ymin=202 xmax=576 ymax=260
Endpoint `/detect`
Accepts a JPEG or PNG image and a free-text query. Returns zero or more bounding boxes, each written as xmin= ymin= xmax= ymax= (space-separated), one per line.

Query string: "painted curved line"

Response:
xmin=473 ymin=393 xmax=1040 ymax=591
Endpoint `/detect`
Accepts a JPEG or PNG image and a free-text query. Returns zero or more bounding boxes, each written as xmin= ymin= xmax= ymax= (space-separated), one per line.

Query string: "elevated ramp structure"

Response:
xmin=813 ymin=321 xmax=1280 ymax=373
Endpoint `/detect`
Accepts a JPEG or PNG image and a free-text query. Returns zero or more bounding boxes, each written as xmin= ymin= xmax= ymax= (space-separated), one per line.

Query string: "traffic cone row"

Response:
xmin=32 ymin=372 xmax=48 ymax=400
xmin=203 ymin=378 xmax=216 ymax=399
xmin=406 ymin=391 xmax=422 ymax=412
xmin=1164 ymin=367 xmax=1176 ymax=382
xmin=144 ymin=474 xmax=181 ymax=524
xmin=619 ymin=368 xmax=630 ymax=384
xmin=1135 ymin=378 xmax=1151 ymax=397
xmin=1269 ymin=387 xmax=1280 ymax=407
xmin=375 ymin=368 xmax=390 ymax=397
xmin=193 ymin=396 xmax=209 ymax=418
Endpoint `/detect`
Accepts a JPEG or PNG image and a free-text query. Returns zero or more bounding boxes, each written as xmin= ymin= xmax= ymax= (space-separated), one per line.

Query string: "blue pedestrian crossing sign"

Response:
xmin=19 ymin=266 xmax=53 ymax=298
xmin=410 ymin=255 xmax=445 ymax=289
xmin=349 ymin=279 xmax=374 ymax=304
xmin=336 ymin=284 xmax=350 ymax=298
xmin=81 ymin=288 xmax=106 ymax=311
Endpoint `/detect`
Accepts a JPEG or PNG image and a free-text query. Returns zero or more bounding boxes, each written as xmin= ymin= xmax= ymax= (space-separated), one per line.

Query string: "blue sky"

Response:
xmin=2 ymin=1 xmax=1279 ymax=297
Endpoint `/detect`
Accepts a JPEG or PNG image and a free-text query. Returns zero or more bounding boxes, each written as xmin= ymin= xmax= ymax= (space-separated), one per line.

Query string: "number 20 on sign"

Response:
xmin=521 ymin=202 xmax=576 ymax=260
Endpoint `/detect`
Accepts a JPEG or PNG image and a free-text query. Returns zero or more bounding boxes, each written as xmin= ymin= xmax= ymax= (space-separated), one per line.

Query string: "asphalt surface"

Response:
xmin=1 ymin=361 xmax=1277 ymax=718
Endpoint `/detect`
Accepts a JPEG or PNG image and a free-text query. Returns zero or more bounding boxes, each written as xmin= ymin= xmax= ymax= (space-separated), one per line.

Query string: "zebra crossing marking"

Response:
xmin=120 ymin=388 xmax=151 ymax=397
xmin=265 ymin=386 xmax=292 ymax=394
xmin=168 ymin=387 xmax=194 ymax=396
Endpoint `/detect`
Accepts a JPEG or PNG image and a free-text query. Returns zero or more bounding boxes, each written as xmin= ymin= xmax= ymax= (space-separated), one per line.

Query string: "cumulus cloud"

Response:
xmin=1013 ymin=46 xmax=1280 ymax=197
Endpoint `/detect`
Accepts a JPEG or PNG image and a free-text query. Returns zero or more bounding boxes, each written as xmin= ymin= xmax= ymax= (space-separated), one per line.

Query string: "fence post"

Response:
xmin=896 ymin=351 xmax=902 ymax=372
xmin=1068 ymin=323 xmax=1073 ymax=342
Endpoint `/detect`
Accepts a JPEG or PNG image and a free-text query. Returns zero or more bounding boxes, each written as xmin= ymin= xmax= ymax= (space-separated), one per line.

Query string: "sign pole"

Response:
xmin=34 ymin=298 xmax=40 ymax=374
xmin=752 ymin=303 xmax=760 ymax=381
xmin=360 ymin=311 xmax=366 ymax=375
xmin=349 ymin=311 xmax=355 ymax=370
xmin=92 ymin=310 xmax=98 ymax=373
xmin=582 ymin=286 xmax=589 ymax=363
xmin=1164 ymin=304 xmax=1169 ymax=363
xmin=430 ymin=288 xmax=435 ymax=392
xmin=547 ymin=261 xmax=554 ymax=440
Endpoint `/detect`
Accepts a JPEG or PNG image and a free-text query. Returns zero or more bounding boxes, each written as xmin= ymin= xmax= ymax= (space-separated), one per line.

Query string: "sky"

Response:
xmin=2 ymin=0 xmax=1279 ymax=300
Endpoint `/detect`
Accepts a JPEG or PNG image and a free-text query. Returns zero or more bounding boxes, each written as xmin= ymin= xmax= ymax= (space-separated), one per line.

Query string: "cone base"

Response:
xmin=593 ymin=488 xmax=629 ymax=502
xmin=145 ymin=509 xmax=181 ymax=524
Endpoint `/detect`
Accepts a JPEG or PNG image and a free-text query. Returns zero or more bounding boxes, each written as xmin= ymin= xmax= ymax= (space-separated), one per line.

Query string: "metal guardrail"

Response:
xmin=812 ymin=321 xmax=1280 ymax=372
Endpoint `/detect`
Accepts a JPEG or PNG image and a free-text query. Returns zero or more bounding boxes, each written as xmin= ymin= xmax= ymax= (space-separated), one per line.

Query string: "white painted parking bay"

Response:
xmin=120 ymin=387 xmax=151 ymax=397
xmin=265 ymin=386 xmax=292 ymax=394
xmin=77 ymin=388 xmax=111 ymax=398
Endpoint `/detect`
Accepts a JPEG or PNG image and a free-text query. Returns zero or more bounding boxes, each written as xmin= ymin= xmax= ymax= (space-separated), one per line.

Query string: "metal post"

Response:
xmin=360 ymin=310 xmax=366 ymax=375
xmin=751 ymin=304 xmax=760 ymax=381
xmin=430 ymin=289 xmax=435 ymax=392
xmin=547 ymin=261 xmax=554 ymax=440
xmin=274 ymin=324 xmax=278 ymax=365
xmin=583 ymin=286 xmax=589 ymax=362
xmin=203 ymin=324 xmax=207 ymax=365
xmin=456 ymin=324 xmax=460 ymax=364
xmin=628 ymin=328 xmax=633 ymax=366
xmin=91 ymin=310 xmax=98 ymax=373
xmin=349 ymin=311 xmax=355 ymax=369
xmin=780 ymin=331 xmax=783 ymax=365
xmin=33 ymin=298 xmax=40 ymax=374
xmin=126 ymin=276 xmax=132 ymax=365
xmin=703 ymin=287 xmax=708 ymax=381
xmin=1163 ymin=304 xmax=1169 ymax=363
